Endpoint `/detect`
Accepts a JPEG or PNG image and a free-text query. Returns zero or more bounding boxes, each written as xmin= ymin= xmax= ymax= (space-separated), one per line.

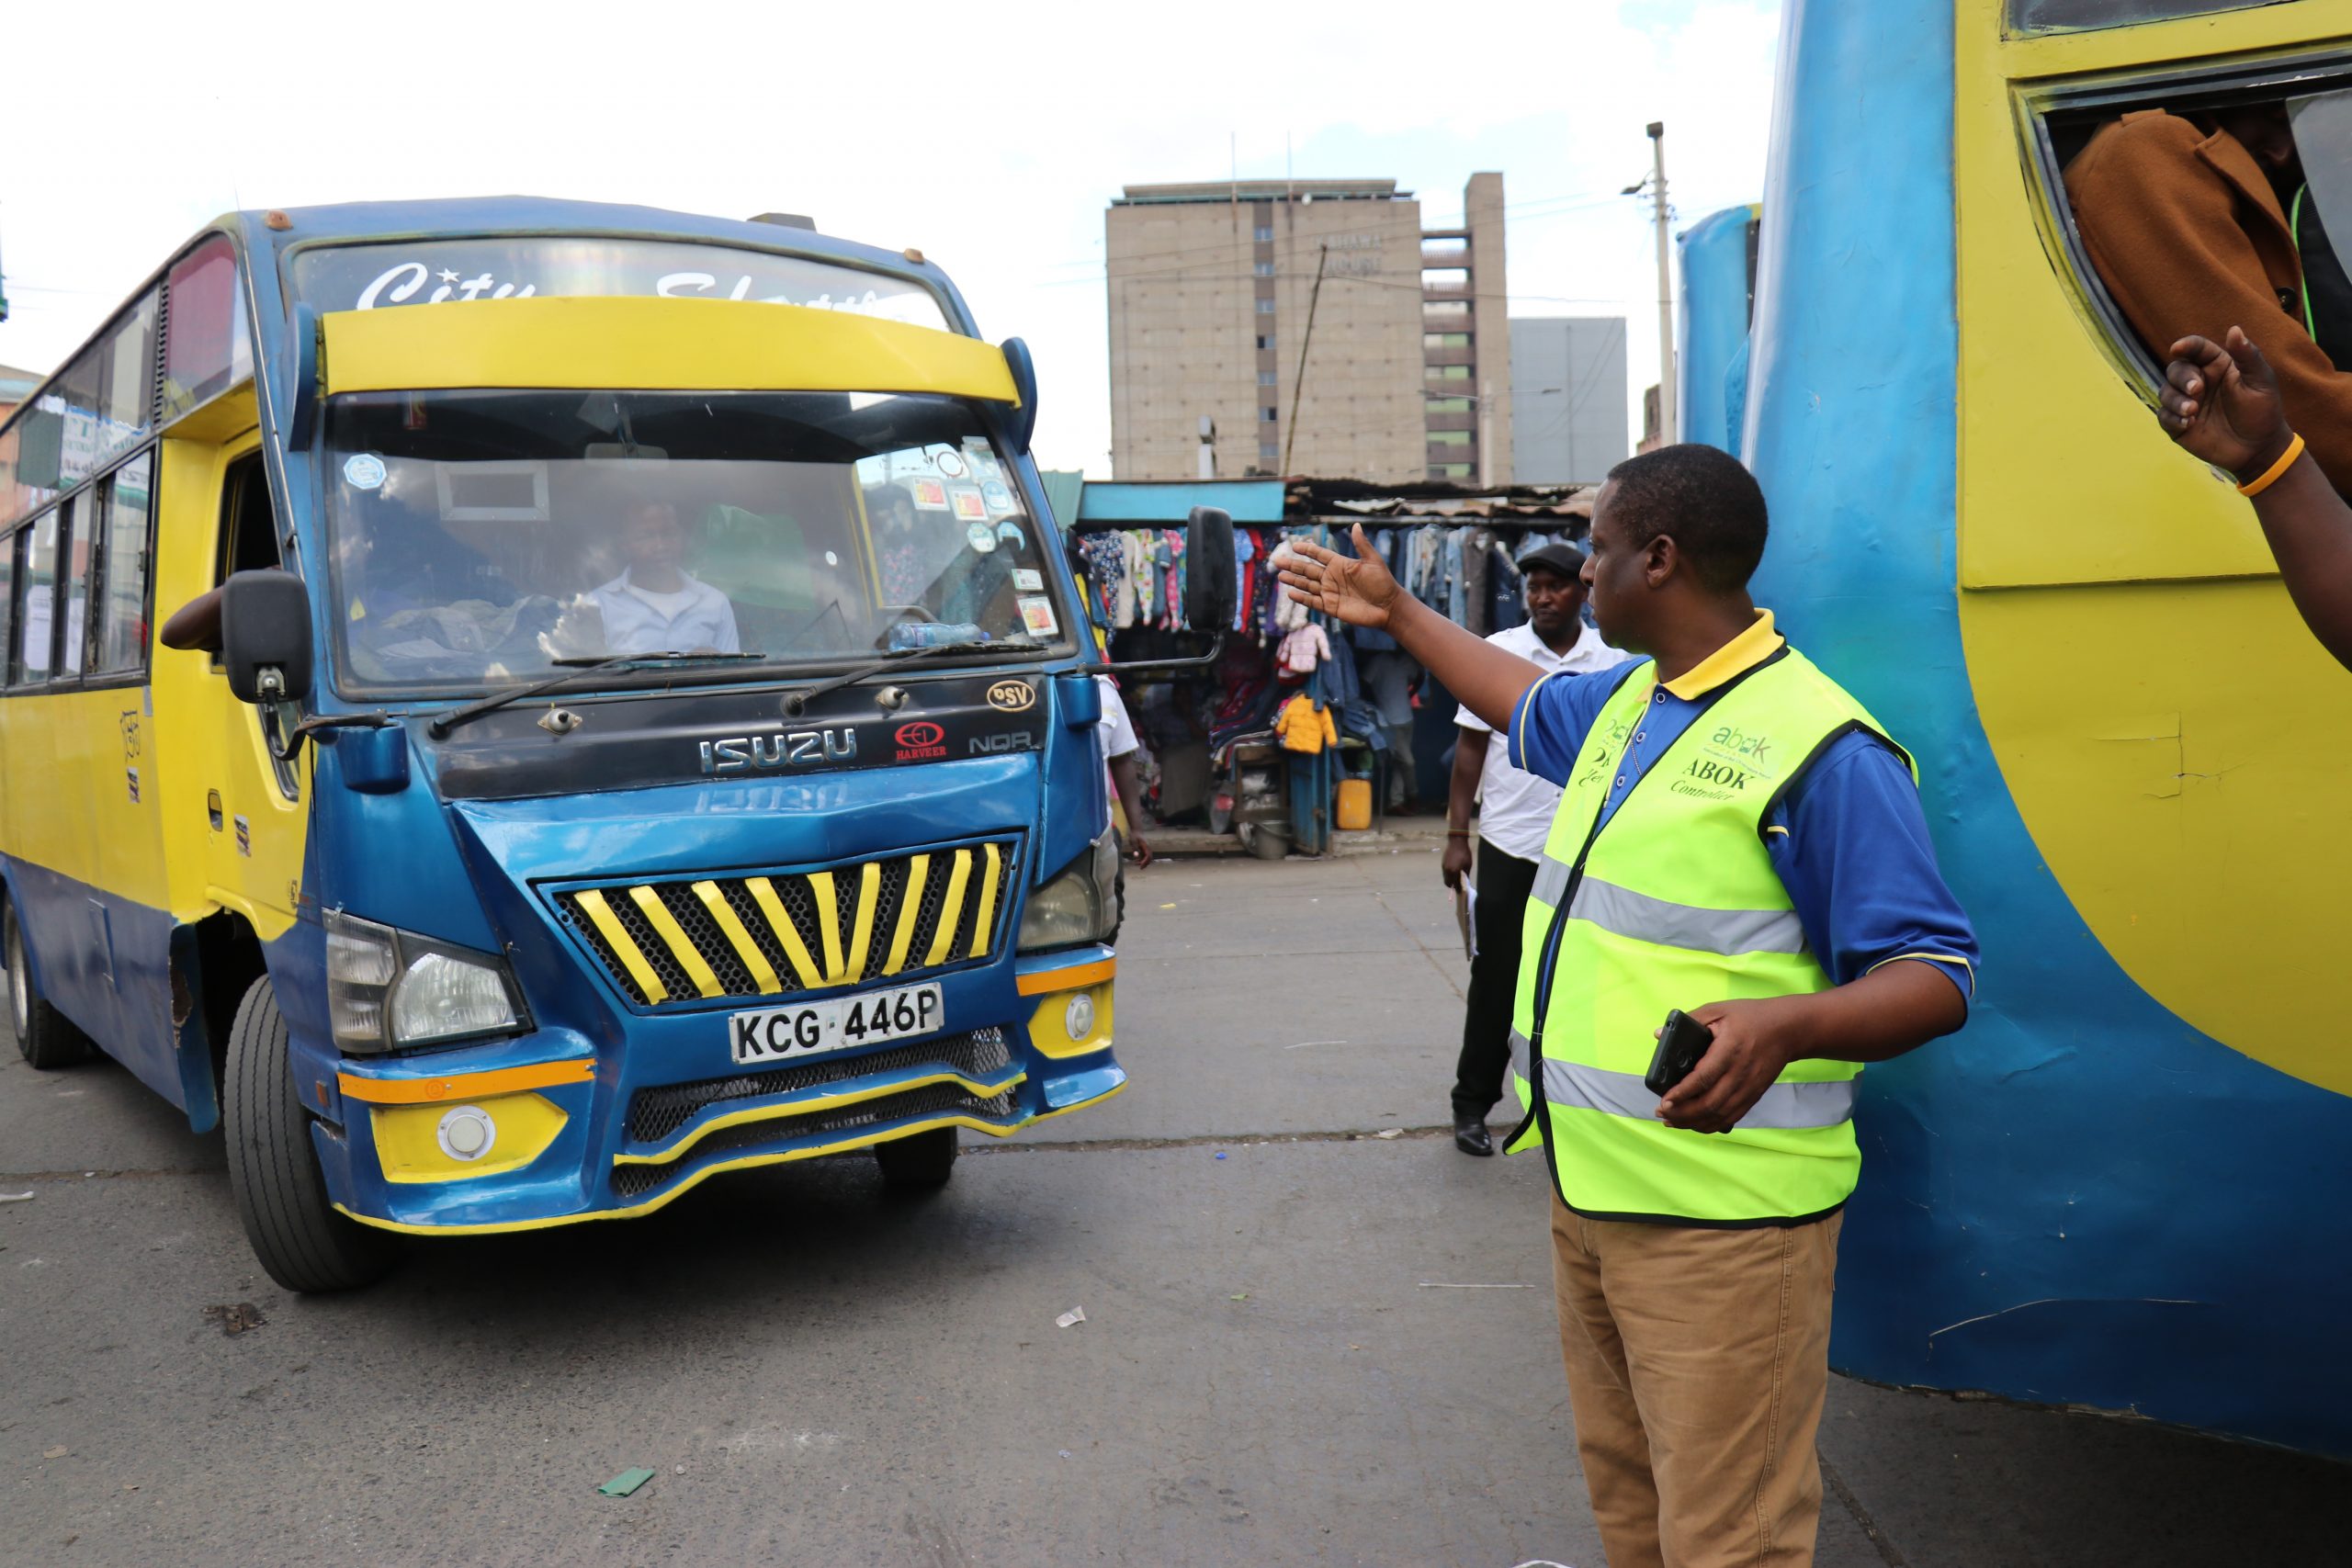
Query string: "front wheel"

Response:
xmin=5 ymin=896 xmax=93 ymax=1070
xmin=874 ymin=1126 xmax=958 ymax=1194
xmin=224 ymin=976 xmax=396 ymax=1292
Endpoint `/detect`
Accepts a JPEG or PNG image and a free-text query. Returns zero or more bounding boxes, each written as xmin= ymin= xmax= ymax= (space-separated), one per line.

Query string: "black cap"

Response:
xmin=1519 ymin=541 xmax=1588 ymax=581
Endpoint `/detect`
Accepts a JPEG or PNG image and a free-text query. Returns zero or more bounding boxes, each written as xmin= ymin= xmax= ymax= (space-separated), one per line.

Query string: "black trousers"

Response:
xmin=1453 ymin=838 xmax=1541 ymax=1118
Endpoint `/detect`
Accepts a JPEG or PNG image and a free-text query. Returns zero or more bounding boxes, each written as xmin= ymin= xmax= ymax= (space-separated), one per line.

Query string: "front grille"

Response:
xmin=551 ymin=840 xmax=1016 ymax=1009
xmin=625 ymin=1028 xmax=1013 ymax=1144
xmin=610 ymin=1080 xmax=1016 ymax=1198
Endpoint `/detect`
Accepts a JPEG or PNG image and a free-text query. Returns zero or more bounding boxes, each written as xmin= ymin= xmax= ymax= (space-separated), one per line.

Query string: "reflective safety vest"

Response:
xmin=1503 ymin=645 xmax=1914 ymax=1225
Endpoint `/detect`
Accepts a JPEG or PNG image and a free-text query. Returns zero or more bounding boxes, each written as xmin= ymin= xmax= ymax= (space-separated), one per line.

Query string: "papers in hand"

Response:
xmin=1454 ymin=880 xmax=1477 ymax=961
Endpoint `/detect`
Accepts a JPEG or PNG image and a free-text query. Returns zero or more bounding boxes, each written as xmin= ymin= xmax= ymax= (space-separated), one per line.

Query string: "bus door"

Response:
xmin=197 ymin=447 xmax=305 ymax=936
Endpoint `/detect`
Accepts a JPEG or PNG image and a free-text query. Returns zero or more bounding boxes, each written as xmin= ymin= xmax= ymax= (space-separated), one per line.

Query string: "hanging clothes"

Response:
xmin=1277 ymin=622 xmax=1331 ymax=679
xmin=1276 ymin=694 xmax=1339 ymax=754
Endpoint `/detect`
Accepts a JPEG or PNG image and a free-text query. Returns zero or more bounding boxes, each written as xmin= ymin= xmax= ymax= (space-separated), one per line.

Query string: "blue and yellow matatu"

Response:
xmin=1726 ymin=1 xmax=2352 ymax=1455
xmin=0 ymin=199 xmax=1227 ymax=1290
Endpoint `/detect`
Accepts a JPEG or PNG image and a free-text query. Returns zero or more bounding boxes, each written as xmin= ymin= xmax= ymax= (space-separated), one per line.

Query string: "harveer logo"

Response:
xmin=894 ymin=721 xmax=948 ymax=761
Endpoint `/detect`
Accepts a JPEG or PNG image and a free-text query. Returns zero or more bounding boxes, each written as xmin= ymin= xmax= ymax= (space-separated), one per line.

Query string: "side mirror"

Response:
xmin=1000 ymin=337 xmax=1039 ymax=454
xmin=220 ymin=569 xmax=314 ymax=705
xmin=1183 ymin=506 xmax=1237 ymax=632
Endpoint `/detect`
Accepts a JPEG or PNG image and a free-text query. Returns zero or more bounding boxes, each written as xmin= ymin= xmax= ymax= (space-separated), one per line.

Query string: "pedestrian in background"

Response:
xmin=1277 ymin=445 xmax=1976 ymax=1568
xmin=1443 ymin=542 xmax=1628 ymax=1155
xmin=1096 ymin=674 xmax=1154 ymax=867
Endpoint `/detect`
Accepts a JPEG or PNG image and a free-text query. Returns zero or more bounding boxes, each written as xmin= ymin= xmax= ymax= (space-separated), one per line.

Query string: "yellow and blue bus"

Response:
xmin=0 ymin=199 xmax=1220 ymax=1290
xmin=1739 ymin=1 xmax=2352 ymax=1453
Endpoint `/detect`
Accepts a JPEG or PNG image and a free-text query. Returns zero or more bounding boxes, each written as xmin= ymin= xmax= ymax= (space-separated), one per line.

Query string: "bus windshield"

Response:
xmin=322 ymin=389 xmax=1069 ymax=695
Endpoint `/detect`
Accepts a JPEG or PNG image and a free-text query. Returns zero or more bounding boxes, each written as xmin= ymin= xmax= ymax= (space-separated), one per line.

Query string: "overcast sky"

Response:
xmin=0 ymin=0 xmax=1781 ymax=477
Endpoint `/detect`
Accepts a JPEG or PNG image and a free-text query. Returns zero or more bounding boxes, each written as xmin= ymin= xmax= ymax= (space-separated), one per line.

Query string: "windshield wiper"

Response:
xmin=428 ymin=651 xmax=765 ymax=739
xmin=782 ymin=638 xmax=1043 ymax=717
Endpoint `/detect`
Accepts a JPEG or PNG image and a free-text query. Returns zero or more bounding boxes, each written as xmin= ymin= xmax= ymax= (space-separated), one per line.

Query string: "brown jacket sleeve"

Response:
xmin=2066 ymin=111 xmax=2352 ymax=494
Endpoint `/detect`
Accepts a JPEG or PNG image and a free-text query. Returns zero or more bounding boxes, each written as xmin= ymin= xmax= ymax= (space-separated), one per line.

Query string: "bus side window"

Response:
xmin=91 ymin=450 xmax=155 ymax=677
xmin=0 ymin=529 xmax=17 ymax=681
xmin=56 ymin=493 xmax=90 ymax=681
xmin=16 ymin=508 xmax=60 ymax=684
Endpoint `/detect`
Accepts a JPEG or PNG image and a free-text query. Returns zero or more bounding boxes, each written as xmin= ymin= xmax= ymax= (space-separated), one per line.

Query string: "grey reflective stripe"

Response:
xmin=1539 ymin=1059 xmax=1855 ymax=1130
xmin=1509 ymin=1029 xmax=1532 ymax=1079
xmin=1532 ymin=856 xmax=1573 ymax=907
xmin=1568 ymin=875 xmax=1807 ymax=956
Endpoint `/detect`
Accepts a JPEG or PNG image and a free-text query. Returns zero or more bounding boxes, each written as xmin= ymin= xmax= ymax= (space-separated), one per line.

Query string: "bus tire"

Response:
xmin=874 ymin=1126 xmax=958 ymax=1194
xmin=224 ymin=975 xmax=396 ymax=1292
xmin=5 ymin=895 xmax=94 ymax=1070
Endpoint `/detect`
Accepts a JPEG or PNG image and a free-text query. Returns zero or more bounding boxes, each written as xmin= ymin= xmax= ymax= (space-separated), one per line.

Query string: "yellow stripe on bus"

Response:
xmin=744 ymin=876 xmax=824 ymax=989
xmin=968 ymin=843 xmax=1002 ymax=959
xmin=925 ymin=850 xmax=973 ymax=967
xmin=809 ymin=870 xmax=845 ymax=983
xmin=693 ymin=880 xmax=780 ymax=993
xmin=574 ymin=889 xmax=670 ymax=1004
xmin=845 ymin=862 xmax=881 ymax=982
xmin=884 ymin=854 xmax=930 ymax=976
xmin=629 ymin=886 xmax=722 ymax=998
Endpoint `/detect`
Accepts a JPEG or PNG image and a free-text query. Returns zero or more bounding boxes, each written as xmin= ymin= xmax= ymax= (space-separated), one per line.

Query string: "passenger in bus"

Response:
xmin=2158 ymin=327 xmax=2352 ymax=671
xmin=590 ymin=499 xmax=741 ymax=655
xmin=2067 ymin=101 xmax=2352 ymax=495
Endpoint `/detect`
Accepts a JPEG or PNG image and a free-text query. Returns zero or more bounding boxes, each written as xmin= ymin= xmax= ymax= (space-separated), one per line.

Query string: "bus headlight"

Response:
xmin=1017 ymin=829 xmax=1121 ymax=952
xmin=326 ymin=908 xmax=527 ymax=1054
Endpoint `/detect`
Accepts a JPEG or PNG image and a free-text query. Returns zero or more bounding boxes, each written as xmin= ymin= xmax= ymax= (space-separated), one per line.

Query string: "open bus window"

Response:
xmin=16 ymin=508 xmax=60 ymax=682
xmin=2054 ymin=79 xmax=2352 ymax=496
xmin=321 ymin=389 xmax=1063 ymax=696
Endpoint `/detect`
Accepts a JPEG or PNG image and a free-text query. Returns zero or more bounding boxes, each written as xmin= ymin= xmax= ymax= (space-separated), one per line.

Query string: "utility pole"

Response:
xmin=1647 ymin=120 xmax=1677 ymax=446
xmin=1198 ymin=414 xmax=1217 ymax=479
xmin=1281 ymin=243 xmax=1330 ymax=477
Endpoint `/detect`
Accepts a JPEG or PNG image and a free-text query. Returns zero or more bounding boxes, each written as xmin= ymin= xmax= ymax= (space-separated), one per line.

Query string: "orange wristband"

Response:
xmin=2236 ymin=432 xmax=2306 ymax=498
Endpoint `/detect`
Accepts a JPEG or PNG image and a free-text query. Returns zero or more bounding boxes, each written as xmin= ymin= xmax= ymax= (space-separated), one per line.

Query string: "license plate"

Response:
xmin=729 ymin=984 xmax=944 ymax=1066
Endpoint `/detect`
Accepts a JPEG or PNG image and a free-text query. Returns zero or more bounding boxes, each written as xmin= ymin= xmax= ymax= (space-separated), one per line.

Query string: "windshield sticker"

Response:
xmin=910 ymin=478 xmax=950 ymax=511
xmin=1012 ymin=568 xmax=1044 ymax=592
xmin=1017 ymin=595 xmax=1059 ymax=637
xmin=996 ymin=521 xmax=1028 ymax=549
xmin=982 ymin=479 xmax=1018 ymax=515
xmin=951 ymin=488 xmax=989 ymax=522
xmin=342 ymin=453 xmax=388 ymax=491
xmin=965 ymin=521 xmax=1000 ymax=553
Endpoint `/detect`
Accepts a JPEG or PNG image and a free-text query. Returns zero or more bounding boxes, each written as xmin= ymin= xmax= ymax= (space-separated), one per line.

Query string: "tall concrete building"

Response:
xmin=1510 ymin=318 xmax=1629 ymax=485
xmin=1105 ymin=174 xmax=1510 ymax=483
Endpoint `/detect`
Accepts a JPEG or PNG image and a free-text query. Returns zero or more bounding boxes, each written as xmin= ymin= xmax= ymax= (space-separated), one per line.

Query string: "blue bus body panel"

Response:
xmin=1676 ymin=204 xmax=1759 ymax=457
xmin=1745 ymin=0 xmax=2352 ymax=1455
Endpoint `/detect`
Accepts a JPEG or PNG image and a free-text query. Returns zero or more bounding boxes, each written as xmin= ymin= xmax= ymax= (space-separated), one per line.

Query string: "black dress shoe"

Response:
xmin=1453 ymin=1114 xmax=1494 ymax=1156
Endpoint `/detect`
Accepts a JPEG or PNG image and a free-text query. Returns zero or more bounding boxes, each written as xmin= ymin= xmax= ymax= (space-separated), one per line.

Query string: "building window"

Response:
xmin=1253 ymin=261 xmax=1274 ymax=277
xmin=1258 ymin=369 xmax=1277 ymax=387
xmin=1429 ymin=430 xmax=1473 ymax=446
xmin=1255 ymin=299 xmax=1275 ymax=315
xmin=1423 ymin=333 xmax=1472 ymax=350
xmin=1254 ymin=225 xmax=1273 ymax=243
xmin=1437 ymin=462 xmax=1474 ymax=479
xmin=1255 ymin=334 xmax=1274 ymax=350
xmin=1432 ymin=365 xmax=1471 ymax=381
xmin=1425 ymin=397 xmax=1471 ymax=414
xmin=1261 ymin=407 xmax=1278 ymax=423
xmin=1260 ymin=442 xmax=1281 ymax=462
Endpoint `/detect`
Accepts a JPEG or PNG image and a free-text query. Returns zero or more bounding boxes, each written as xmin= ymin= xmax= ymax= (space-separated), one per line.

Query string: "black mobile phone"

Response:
xmin=1645 ymin=1009 xmax=1716 ymax=1098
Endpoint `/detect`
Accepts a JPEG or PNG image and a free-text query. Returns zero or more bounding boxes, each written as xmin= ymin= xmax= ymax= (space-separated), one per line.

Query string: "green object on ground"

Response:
xmin=597 ymin=1468 xmax=656 ymax=1497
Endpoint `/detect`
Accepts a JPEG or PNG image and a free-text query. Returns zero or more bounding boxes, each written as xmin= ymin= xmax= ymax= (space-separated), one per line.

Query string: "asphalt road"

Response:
xmin=2 ymin=849 xmax=2344 ymax=1566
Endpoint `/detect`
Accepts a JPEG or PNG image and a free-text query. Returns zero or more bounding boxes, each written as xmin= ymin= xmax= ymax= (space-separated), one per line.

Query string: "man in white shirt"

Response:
xmin=1442 ymin=542 xmax=1629 ymax=1155
xmin=1095 ymin=674 xmax=1153 ymax=867
xmin=592 ymin=502 xmax=742 ymax=656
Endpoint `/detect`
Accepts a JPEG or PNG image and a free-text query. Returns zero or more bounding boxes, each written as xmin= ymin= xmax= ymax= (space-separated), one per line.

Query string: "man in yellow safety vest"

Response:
xmin=1277 ymin=444 xmax=1977 ymax=1568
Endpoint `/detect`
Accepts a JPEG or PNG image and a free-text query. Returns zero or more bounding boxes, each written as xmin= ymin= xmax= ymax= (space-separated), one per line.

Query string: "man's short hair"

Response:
xmin=1603 ymin=444 xmax=1768 ymax=592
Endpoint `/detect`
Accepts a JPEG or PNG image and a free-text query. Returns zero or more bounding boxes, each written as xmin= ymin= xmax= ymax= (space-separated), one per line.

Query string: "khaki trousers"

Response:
xmin=1550 ymin=1197 xmax=1842 ymax=1568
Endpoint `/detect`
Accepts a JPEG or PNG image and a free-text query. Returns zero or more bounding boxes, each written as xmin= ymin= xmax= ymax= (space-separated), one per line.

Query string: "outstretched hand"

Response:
xmin=2160 ymin=327 xmax=2292 ymax=479
xmin=1274 ymin=524 xmax=1406 ymax=630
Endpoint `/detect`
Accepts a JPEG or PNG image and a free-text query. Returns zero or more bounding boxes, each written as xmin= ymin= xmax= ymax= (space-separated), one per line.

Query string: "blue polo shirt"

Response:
xmin=1507 ymin=611 xmax=1977 ymax=1004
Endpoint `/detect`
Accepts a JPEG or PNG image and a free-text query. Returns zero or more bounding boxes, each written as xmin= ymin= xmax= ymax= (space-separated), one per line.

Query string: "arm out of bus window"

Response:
xmin=2161 ymin=329 xmax=2352 ymax=671
xmin=2067 ymin=111 xmax=2352 ymax=496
